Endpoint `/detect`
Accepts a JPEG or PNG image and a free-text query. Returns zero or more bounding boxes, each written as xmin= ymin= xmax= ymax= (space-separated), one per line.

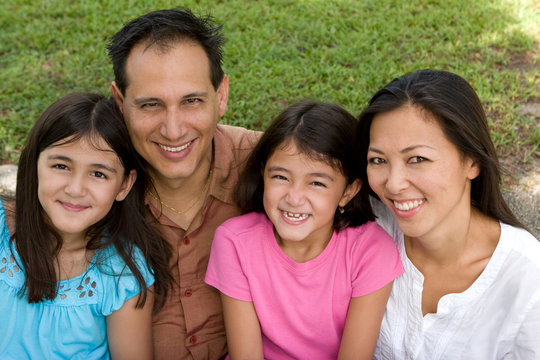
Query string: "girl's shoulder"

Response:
xmin=340 ymin=220 xmax=395 ymax=246
xmin=219 ymin=212 xmax=270 ymax=234
xmin=0 ymin=200 xmax=14 ymax=251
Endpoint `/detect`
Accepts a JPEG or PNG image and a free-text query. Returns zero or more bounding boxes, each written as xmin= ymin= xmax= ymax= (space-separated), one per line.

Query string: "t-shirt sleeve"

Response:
xmin=351 ymin=222 xmax=404 ymax=297
xmin=99 ymin=245 xmax=155 ymax=315
xmin=205 ymin=223 xmax=253 ymax=302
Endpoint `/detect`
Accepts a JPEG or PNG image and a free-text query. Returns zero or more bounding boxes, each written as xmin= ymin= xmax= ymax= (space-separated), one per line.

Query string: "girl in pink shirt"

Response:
xmin=206 ymin=101 xmax=403 ymax=359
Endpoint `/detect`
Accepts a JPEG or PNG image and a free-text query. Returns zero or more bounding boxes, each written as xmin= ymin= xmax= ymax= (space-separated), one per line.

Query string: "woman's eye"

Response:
xmin=52 ymin=164 xmax=68 ymax=170
xmin=368 ymin=157 xmax=385 ymax=165
xmin=272 ymin=174 xmax=287 ymax=181
xmin=409 ymin=156 xmax=427 ymax=163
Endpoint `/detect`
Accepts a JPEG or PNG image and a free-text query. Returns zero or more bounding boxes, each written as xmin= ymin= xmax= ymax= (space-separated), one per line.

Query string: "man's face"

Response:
xmin=112 ymin=41 xmax=228 ymax=186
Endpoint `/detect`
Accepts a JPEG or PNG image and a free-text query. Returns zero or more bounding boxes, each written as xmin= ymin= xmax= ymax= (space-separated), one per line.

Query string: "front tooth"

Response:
xmin=284 ymin=211 xmax=307 ymax=220
xmin=394 ymin=200 xmax=423 ymax=211
xmin=160 ymin=141 xmax=191 ymax=152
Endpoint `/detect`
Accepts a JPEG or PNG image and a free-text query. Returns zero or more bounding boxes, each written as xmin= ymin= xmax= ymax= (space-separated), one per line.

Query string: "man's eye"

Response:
xmin=186 ymin=98 xmax=202 ymax=104
xmin=141 ymin=102 xmax=159 ymax=108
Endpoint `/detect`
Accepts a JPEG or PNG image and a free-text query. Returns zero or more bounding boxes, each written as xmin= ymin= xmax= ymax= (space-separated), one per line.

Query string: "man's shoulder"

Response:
xmin=215 ymin=124 xmax=261 ymax=151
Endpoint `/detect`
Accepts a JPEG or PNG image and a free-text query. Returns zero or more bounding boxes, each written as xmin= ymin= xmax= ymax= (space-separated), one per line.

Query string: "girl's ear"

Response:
xmin=339 ymin=179 xmax=362 ymax=208
xmin=115 ymin=169 xmax=137 ymax=201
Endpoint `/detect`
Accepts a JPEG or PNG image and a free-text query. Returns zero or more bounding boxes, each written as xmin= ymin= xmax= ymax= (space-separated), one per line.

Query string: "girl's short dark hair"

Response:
xmin=15 ymin=92 xmax=171 ymax=308
xmin=236 ymin=100 xmax=374 ymax=230
xmin=356 ymin=69 xmax=523 ymax=229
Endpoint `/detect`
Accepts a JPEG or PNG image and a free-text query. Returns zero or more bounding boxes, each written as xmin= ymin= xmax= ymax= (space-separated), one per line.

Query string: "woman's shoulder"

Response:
xmin=500 ymin=223 xmax=540 ymax=267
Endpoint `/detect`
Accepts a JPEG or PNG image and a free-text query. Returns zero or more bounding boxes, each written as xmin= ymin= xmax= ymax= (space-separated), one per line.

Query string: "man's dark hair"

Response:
xmin=107 ymin=7 xmax=225 ymax=94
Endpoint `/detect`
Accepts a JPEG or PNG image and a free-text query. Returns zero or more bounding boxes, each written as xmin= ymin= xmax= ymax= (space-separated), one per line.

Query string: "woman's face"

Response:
xmin=366 ymin=105 xmax=479 ymax=240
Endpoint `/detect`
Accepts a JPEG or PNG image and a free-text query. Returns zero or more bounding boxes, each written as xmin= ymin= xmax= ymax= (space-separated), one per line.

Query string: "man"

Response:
xmin=108 ymin=8 xmax=260 ymax=359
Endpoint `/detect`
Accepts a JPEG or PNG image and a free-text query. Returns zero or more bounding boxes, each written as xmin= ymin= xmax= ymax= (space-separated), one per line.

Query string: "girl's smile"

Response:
xmin=262 ymin=140 xmax=359 ymax=255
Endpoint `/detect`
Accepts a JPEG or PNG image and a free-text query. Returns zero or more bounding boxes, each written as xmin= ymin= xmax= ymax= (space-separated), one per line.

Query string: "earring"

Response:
xmin=339 ymin=207 xmax=345 ymax=214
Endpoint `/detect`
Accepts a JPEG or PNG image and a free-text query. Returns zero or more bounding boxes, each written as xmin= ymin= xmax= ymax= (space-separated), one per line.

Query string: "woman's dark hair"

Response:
xmin=15 ymin=92 xmax=172 ymax=308
xmin=236 ymin=100 xmax=375 ymax=230
xmin=356 ymin=69 xmax=524 ymax=228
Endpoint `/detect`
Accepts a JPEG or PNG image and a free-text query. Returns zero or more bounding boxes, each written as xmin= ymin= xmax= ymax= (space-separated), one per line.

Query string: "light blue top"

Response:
xmin=0 ymin=201 xmax=155 ymax=360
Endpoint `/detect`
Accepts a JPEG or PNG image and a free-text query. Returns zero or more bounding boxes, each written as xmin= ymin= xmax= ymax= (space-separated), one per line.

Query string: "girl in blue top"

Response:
xmin=0 ymin=93 xmax=171 ymax=359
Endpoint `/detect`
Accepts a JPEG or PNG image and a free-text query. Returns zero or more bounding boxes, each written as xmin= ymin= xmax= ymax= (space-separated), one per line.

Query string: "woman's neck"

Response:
xmin=405 ymin=208 xmax=499 ymax=266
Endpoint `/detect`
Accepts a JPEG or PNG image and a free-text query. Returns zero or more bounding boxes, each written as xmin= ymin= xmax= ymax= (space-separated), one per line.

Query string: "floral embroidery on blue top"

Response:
xmin=0 ymin=201 xmax=155 ymax=359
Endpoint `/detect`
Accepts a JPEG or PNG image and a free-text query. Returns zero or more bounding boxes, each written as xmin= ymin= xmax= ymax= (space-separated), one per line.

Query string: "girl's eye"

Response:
xmin=311 ymin=181 xmax=326 ymax=188
xmin=272 ymin=174 xmax=287 ymax=181
xmin=91 ymin=171 xmax=107 ymax=179
xmin=52 ymin=164 xmax=68 ymax=170
xmin=409 ymin=156 xmax=427 ymax=163
xmin=368 ymin=157 xmax=385 ymax=165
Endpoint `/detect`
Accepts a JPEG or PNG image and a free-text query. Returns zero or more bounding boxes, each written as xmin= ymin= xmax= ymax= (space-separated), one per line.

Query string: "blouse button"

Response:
xmin=185 ymin=289 xmax=193 ymax=297
xmin=184 ymin=237 xmax=190 ymax=245
xmin=189 ymin=335 xmax=197 ymax=344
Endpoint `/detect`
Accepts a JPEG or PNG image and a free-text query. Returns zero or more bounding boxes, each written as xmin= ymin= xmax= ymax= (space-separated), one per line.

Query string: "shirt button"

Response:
xmin=184 ymin=289 xmax=193 ymax=297
xmin=184 ymin=237 xmax=190 ymax=245
xmin=189 ymin=335 xmax=197 ymax=344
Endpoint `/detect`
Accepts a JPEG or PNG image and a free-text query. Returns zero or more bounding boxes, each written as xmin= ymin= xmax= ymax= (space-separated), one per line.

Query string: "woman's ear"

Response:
xmin=115 ymin=169 xmax=137 ymax=201
xmin=339 ymin=179 xmax=362 ymax=208
xmin=466 ymin=158 xmax=481 ymax=180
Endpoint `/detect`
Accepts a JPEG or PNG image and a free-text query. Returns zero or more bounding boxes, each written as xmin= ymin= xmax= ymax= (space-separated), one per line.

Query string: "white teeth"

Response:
xmin=159 ymin=141 xmax=192 ymax=152
xmin=393 ymin=200 xmax=423 ymax=211
xmin=283 ymin=211 xmax=309 ymax=221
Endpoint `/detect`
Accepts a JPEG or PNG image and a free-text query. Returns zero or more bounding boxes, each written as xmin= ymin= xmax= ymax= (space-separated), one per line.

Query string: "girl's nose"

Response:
xmin=285 ymin=186 xmax=306 ymax=206
xmin=64 ymin=174 xmax=87 ymax=197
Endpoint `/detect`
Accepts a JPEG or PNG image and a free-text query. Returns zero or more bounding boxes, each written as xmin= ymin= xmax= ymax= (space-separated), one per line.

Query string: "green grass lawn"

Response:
xmin=1 ymin=0 xmax=538 ymax=180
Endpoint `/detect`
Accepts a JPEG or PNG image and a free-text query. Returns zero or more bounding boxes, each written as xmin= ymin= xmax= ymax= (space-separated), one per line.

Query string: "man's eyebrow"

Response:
xmin=133 ymin=97 xmax=160 ymax=105
xmin=133 ymin=92 xmax=209 ymax=105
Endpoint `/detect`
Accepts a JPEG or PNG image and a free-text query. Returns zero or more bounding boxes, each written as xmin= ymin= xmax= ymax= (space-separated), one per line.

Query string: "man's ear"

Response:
xmin=217 ymin=75 xmax=229 ymax=117
xmin=339 ymin=179 xmax=362 ymax=208
xmin=110 ymin=81 xmax=124 ymax=112
xmin=116 ymin=169 xmax=137 ymax=201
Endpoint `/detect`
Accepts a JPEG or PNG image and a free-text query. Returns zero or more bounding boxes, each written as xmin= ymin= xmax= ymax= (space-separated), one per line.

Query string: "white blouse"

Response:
xmin=372 ymin=200 xmax=540 ymax=360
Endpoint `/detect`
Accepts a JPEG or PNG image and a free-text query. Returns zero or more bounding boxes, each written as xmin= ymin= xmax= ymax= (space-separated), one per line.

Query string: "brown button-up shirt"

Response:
xmin=149 ymin=125 xmax=260 ymax=360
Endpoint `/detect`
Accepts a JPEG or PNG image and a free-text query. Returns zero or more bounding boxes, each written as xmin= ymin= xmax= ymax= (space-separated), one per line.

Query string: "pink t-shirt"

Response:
xmin=205 ymin=212 xmax=403 ymax=360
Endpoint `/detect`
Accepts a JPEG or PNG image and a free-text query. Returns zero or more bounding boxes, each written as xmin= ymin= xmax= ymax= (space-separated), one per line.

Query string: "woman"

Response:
xmin=355 ymin=69 xmax=540 ymax=359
